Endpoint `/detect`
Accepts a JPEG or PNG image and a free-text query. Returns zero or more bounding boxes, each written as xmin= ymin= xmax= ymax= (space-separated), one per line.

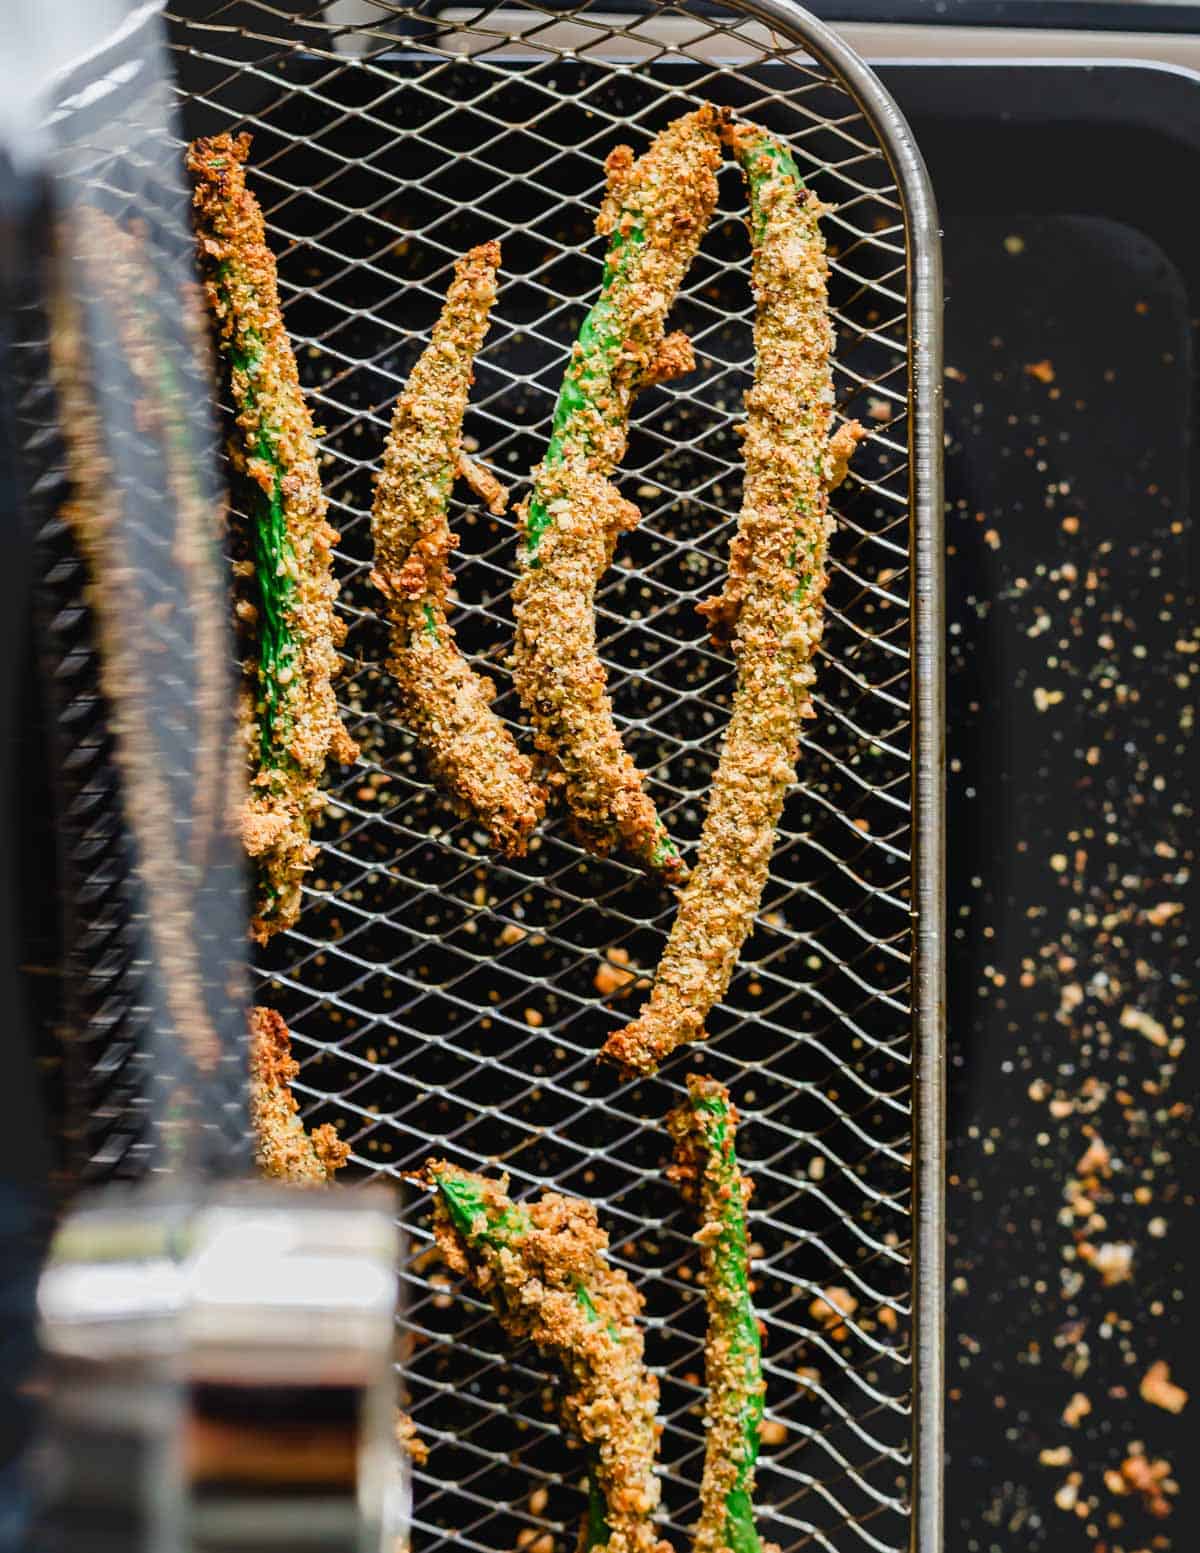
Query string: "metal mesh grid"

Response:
xmin=167 ymin=3 xmax=925 ymax=1549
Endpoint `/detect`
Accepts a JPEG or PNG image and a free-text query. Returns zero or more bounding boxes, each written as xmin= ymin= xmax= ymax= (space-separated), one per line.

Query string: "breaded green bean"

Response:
xmin=512 ymin=106 xmax=726 ymax=882
xmin=188 ymin=132 xmax=358 ymax=943
xmin=371 ymin=242 xmax=544 ymax=855
xmin=667 ymin=1076 xmax=764 ymax=1553
xmin=603 ymin=121 xmax=864 ymax=1075
xmin=249 ymin=1006 xmax=349 ymax=1185
xmin=426 ymin=1161 xmax=669 ymax=1553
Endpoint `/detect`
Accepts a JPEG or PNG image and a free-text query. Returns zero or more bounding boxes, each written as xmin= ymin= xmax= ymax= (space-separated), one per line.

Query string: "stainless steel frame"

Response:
xmin=166 ymin=4 xmax=945 ymax=1550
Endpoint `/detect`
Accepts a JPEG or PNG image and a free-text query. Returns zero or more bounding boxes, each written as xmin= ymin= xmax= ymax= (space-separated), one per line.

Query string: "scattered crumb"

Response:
xmin=1054 ymin=1472 xmax=1081 ymax=1512
xmin=1076 ymin=1135 xmax=1111 ymax=1177
xmin=1024 ymin=359 xmax=1055 ymax=385
xmin=1106 ymin=1446 xmax=1175 ymax=1518
xmin=809 ymin=1286 xmax=858 ymax=1340
xmin=867 ymin=396 xmax=892 ymax=422
xmin=758 ymin=1418 xmax=787 ymax=1446
xmin=498 ymin=922 xmax=527 ymax=947
xmin=1039 ymin=1445 xmax=1073 ymax=1467
xmin=593 ymin=947 xmax=638 ymax=996
xmin=1081 ymin=1241 xmax=1134 ymax=1286
xmin=1144 ymin=901 xmax=1182 ymax=927
xmin=1139 ymin=1361 xmax=1188 ymax=1415
xmin=1120 ymin=1006 xmax=1168 ymax=1047
xmin=1004 ymin=234 xmax=1025 ymax=255
xmin=529 ymin=1487 xmax=549 ymax=1516
xmin=1063 ymin=1392 xmax=1091 ymax=1428
xmin=523 ymin=1008 xmax=544 ymax=1028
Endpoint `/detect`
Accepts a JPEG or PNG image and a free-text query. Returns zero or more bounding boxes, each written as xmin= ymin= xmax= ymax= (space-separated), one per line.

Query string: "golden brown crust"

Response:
xmin=393 ymin=1408 xmax=429 ymax=1467
xmin=512 ymin=106 xmax=726 ymax=881
xmin=187 ymin=132 xmax=357 ymax=941
xmin=603 ymin=123 xmax=865 ymax=1076
xmin=371 ymin=242 xmax=544 ymax=855
xmin=426 ymin=1162 xmax=670 ymax=1553
xmin=249 ymin=1006 xmax=349 ymax=1184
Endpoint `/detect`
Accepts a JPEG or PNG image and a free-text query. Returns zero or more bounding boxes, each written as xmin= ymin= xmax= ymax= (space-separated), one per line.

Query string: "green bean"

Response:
xmin=427 ymin=1162 xmax=669 ymax=1553
xmin=248 ymin=1007 xmax=349 ymax=1184
xmin=666 ymin=1076 xmax=763 ymax=1553
xmin=512 ymin=106 xmax=725 ymax=881
xmin=603 ymin=120 xmax=864 ymax=1076
xmin=188 ymin=131 xmax=357 ymax=941
xmin=371 ymin=242 xmax=544 ymax=855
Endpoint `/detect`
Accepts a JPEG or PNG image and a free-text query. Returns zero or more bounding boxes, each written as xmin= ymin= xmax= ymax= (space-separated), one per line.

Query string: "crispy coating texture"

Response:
xmin=371 ymin=242 xmax=544 ymax=855
xmin=426 ymin=1162 xmax=670 ymax=1553
xmin=667 ymin=1077 xmax=764 ymax=1553
xmin=50 ymin=210 xmax=224 ymax=1073
xmin=512 ymin=106 xmax=726 ymax=881
xmin=604 ymin=123 xmax=865 ymax=1075
xmin=248 ymin=1006 xmax=349 ymax=1184
xmin=188 ymin=132 xmax=357 ymax=942
xmin=393 ymin=1408 xmax=428 ymax=1467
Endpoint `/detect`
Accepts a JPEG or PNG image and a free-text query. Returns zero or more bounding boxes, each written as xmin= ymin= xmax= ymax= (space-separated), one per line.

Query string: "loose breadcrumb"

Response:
xmin=1139 ymin=1360 xmax=1188 ymax=1415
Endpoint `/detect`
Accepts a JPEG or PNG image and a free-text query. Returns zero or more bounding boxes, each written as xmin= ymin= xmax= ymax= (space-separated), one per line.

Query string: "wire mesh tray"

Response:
xmin=166 ymin=4 xmax=945 ymax=1551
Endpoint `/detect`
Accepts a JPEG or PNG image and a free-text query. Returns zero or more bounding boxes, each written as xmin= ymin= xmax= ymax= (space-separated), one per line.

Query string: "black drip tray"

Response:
xmin=881 ymin=61 xmax=1199 ymax=1551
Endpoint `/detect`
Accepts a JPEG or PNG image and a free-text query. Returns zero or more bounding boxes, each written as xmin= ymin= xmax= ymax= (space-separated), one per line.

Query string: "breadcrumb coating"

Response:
xmin=426 ymin=1161 xmax=670 ymax=1553
xmin=667 ymin=1076 xmax=765 ymax=1553
xmin=512 ymin=106 xmax=726 ymax=881
xmin=393 ymin=1408 xmax=429 ymax=1467
xmin=603 ymin=122 xmax=865 ymax=1076
xmin=248 ymin=1006 xmax=349 ymax=1184
xmin=188 ymin=132 xmax=357 ymax=942
xmin=371 ymin=241 xmax=544 ymax=854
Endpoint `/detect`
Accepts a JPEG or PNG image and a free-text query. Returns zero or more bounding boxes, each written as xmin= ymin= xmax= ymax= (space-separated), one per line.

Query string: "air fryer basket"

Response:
xmin=158 ymin=4 xmax=944 ymax=1552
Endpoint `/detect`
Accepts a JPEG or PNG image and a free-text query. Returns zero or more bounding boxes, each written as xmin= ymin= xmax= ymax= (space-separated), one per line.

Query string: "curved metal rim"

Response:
xmin=714 ymin=7 xmax=946 ymax=1550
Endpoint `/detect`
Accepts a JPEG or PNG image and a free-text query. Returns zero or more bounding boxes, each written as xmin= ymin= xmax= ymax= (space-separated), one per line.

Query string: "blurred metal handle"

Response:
xmin=36 ymin=1183 xmax=403 ymax=1553
xmin=185 ymin=1186 xmax=402 ymax=1553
